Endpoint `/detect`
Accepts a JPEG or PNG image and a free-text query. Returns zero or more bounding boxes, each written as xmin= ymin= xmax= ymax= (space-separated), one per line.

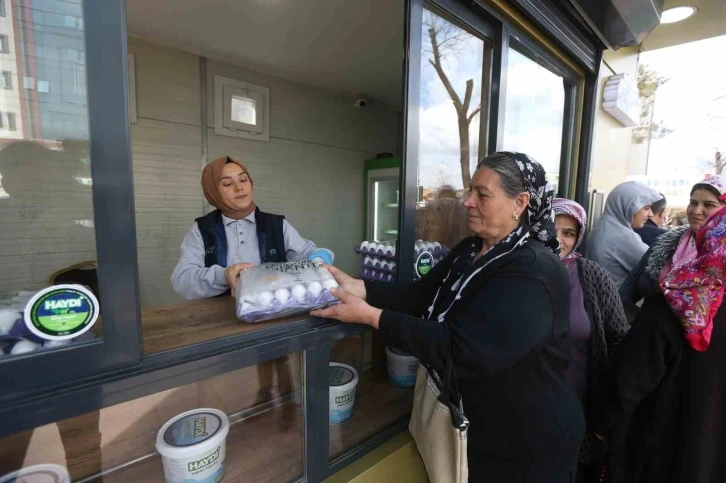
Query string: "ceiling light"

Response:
xmin=660 ymin=6 xmax=697 ymax=24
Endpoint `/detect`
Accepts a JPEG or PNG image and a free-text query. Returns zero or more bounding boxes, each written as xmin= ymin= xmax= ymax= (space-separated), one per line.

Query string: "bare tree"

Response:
xmin=433 ymin=165 xmax=454 ymax=188
xmin=632 ymin=64 xmax=673 ymax=144
xmin=424 ymin=12 xmax=480 ymax=188
xmin=702 ymin=150 xmax=724 ymax=175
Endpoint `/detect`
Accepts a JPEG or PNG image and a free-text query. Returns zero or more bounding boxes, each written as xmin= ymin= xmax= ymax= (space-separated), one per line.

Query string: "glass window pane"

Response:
xmin=0 ymin=354 xmax=305 ymax=481
xmin=231 ymin=96 xmax=256 ymax=125
xmin=329 ymin=333 xmax=414 ymax=460
xmin=502 ymin=49 xmax=565 ymax=192
xmin=0 ymin=0 xmax=97 ymax=360
xmin=412 ymin=8 xmax=490 ymax=278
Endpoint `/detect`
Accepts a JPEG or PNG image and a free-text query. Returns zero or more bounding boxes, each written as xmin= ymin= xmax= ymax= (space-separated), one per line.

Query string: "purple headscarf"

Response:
xmin=553 ymin=198 xmax=587 ymax=267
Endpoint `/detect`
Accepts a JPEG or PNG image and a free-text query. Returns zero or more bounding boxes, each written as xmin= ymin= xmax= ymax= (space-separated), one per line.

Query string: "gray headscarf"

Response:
xmin=584 ymin=181 xmax=663 ymax=288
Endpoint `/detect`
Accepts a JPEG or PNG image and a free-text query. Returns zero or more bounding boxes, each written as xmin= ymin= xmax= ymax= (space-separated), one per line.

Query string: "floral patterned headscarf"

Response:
xmin=501 ymin=152 xmax=560 ymax=255
xmin=662 ymin=206 xmax=726 ymax=351
xmin=553 ymin=198 xmax=587 ymax=267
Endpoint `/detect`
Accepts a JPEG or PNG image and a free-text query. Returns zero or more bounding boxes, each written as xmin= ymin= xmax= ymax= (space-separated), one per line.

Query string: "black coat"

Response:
xmin=634 ymin=219 xmax=667 ymax=247
xmin=596 ymin=295 xmax=726 ymax=483
xmin=367 ymin=236 xmax=584 ymax=483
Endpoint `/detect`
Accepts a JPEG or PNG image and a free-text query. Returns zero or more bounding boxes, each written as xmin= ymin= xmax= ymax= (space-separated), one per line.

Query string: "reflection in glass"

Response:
xmin=0 ymin=355 xmax=305 ymax=481
xmin=503 ymin=49 xmax=565 ymax=191
xmin=329 ymin=333 xmax=414 ymax=460
xmin=413 ymin=9 xmax=489 ymax=266
xmin=0 ymin=0 xmax=96 ymax=359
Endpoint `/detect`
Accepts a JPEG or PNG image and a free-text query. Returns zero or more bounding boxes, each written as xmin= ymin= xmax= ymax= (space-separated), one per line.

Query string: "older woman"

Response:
xmin=620 ymin=175 xmax=726 ymax=310
xmin=553 ymin=198 xmax=629 ymax=481
xmin=596 ymin=205 xmax=726 ymax=483
xmin=313 ymin=152 xmax=584 ymax=482
xmin=584 ymin=181 xmax=663 ymax=289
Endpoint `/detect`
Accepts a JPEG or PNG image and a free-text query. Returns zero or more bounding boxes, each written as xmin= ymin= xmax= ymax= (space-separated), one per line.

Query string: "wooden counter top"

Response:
xmin=141 ymin=297 xmax=312 ymax=354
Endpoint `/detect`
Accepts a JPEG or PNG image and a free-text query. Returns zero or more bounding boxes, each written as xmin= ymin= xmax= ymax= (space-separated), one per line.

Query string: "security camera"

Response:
xmin=355 ymin=98 xmax=368 ymax=109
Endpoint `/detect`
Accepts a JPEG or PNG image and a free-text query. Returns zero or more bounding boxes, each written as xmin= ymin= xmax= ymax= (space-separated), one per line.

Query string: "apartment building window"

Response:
xmin=0 ymin=0 xmax=6 ymax=18
xmin=0 ymin=35 xmax=8 ymax=54
xmin=0 ymin=112 xmax=17 ymax=131
xmin=1 ymin=71 xmax=11 ymax=89
xmin=23 ymin=76 xmax=35 ymax=89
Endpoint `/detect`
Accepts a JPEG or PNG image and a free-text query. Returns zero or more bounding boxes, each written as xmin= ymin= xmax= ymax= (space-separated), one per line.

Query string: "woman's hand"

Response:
xmin=224 ymin=263 xmax=254 ymax=293
xmin=322 ymin=265 xmax=366 ymax=300
xmin=311 ymin=288 xmax=382 ymax=328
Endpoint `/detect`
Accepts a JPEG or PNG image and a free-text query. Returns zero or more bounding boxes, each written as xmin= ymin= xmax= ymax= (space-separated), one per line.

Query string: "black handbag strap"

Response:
xmin=440 ymin=332 xmax=469 ymax=431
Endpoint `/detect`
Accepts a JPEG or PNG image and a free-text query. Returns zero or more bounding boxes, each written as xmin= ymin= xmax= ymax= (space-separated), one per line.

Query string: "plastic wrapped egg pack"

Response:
xmin=236 ymin=260 xmax=340 ymax=323
xmin=0 ymin=290 xmax=95 ymax=357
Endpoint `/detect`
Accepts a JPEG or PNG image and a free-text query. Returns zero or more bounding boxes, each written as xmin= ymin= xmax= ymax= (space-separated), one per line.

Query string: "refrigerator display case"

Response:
xmin=364 ymin=157 xmax=401 ymax=241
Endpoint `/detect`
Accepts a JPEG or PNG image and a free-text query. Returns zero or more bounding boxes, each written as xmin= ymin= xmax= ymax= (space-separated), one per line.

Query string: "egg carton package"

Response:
xmin=0 ymin=290 xmax=95 ymax=357
xmin=354 ymin=240 xmax=397 ymax=260
xmin=358 ymin=268 xmax=395 ymax=282
xmin=236 ymin=260 xmax=340 ymax=323
xmin=360 ymin=256 xmax=398 ymax=274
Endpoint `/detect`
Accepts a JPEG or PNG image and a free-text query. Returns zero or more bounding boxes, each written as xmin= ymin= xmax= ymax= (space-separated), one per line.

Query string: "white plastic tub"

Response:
xmin=156 ymin=408 xmax=230 ymax=483
xmin=0 ymin=464 xmax=70 ymax=483
xmin=329 ymin=362 xmax=359 ymax=424
xmin=386 ymin=346 xmax=419 ymax=388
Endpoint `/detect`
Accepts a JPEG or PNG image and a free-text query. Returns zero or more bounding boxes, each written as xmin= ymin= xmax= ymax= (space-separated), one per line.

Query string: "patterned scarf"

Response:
xmin=552 ymin=198 xmax=587 ymax=267
xmin=502 ymin=152 xmax=560 ymax=255
xmin=661 ymin=206 xmax=726 ymax=351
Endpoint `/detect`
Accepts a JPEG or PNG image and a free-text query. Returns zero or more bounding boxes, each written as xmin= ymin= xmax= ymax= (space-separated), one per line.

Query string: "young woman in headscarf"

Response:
xmin=620 ymin=175 xmax=726 ymax=312
xmin=553 ymin=198 xmax=630 ymax=482
xmin=595 ymin=204 xmax=726 ymax=483
xmin=584 ymin=181 xmax=663 ymax=289
xmin=171 ymin=155 xmax=332 ymax=299
xmin=171 ymin=156 xmax=333 ymax=419
xmin=312 ymin=152 xmax=584 ymax=482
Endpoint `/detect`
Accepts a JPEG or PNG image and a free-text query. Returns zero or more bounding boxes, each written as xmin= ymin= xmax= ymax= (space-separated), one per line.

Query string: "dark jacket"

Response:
xmin=575 ymin=258 xmax=629 ymax=465
xmin=619 ymin=226 xmax=687 ymax=318
xmin=195 ymin=207 xmax=287 ymax=267
xmin=367 ymin=236 xmax=584 ymax=483
xmin=634 ymin=219 xmax=667 ymax=247
xmin=596 ymin=295 xmax=726 ymax=483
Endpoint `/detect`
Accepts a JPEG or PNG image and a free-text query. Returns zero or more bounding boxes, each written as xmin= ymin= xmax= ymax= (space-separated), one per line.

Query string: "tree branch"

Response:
xmin=462 ymin=79 xmax=473 ymax=112
xmin=467 ymin=105 xmax=481 ymax=124
xmin=428 ymin=26 xmax=463 ymax=110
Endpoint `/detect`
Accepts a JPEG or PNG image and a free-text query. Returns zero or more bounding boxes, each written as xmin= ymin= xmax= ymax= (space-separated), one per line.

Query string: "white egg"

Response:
xmin=360 ymin=241 xmax=370 ymax=252
xmin=317 ymin=267 xmax=334 ymax=280
xmin=291 ymin=284 xmax=307 ymax=303
xmin=391 ymin=246 xmax=396 ymax=257
xmin=368 ymin=242 xmax=378 ymax=253
xmin=364 ymin=256 xmax=373 ymax=267
xmin=44 ymin=339 xmax=71 ymax=349
xmin=384 ymin=244 xmax=394 ymax=256
xmin=11 ymin=339 xmax=41 ymax=355
xmin=323 ymin=279 xmax=339 ymax=291
xmin=433 ymin=241 xmax=442 ymax=249
xmin=307 ymin=281 xmax=323 ymax=298
xmin=256 ymin=291 xmax=274 ymax=307
xmin=0 ymin=309 xmax=19 ymax=335
xmin=390 ymin=262 xmax=397 ymax=271
xmin=274 ymin=288 xmax=290 ymax=304
xmin=382 ymin=261 xmax=390 ymax=271
xmin=239 ymin=301 xmax=253 ymax=312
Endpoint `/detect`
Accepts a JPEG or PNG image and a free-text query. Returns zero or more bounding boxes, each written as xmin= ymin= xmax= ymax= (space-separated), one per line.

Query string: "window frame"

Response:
xmin=214 ymin=74 xmax=270 ymax=141
xmin=1 ymin=70 xmax=12 ymax=89
xmin=0 ymin=34 xmax=8 ymax=54
xmin=0 ymin=0 xmax=141 ymax=401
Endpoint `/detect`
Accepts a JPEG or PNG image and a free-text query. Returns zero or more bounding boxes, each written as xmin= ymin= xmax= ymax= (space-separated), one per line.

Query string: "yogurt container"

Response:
xmin=386 ymin=346 xmax=419 ymax=388
xmin=329 ymin=362 xmax=359 ymax=424
xmin=156 ymin=408 xmax=230 ymax=483
xmin=0 ymin=464 xmax=70 ymax=483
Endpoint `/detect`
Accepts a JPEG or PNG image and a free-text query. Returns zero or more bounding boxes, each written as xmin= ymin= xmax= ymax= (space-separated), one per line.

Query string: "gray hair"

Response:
xmin=476 ymin=153 xmax=525 ymax=198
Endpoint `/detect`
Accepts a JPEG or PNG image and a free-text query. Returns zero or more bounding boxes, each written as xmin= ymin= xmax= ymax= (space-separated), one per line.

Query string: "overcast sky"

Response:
xmin=640 ymin=34 xmax=726 ymax=178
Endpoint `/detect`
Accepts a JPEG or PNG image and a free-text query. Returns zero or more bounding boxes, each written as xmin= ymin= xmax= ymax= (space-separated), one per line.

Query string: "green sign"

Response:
xmin=25 ymin=285 xmax=98 ymax=340
xmin=416 ymin=252 xmax=434 ymax=278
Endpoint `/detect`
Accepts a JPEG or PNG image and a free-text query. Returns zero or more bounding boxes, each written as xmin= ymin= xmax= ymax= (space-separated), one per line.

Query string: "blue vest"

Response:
xmin=195 ymin=208 xmax=287 ymax=268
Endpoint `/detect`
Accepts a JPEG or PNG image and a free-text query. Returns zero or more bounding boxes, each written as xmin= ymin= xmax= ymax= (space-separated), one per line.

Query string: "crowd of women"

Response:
xmin=310 ymin=152 xmax=726 ymax=483
xmin=186 ymin=151 xmax=725 ymax=482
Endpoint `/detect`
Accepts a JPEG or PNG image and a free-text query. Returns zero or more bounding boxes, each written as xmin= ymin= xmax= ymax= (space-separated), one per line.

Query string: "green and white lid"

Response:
xmin=23 ymin=285 xmax=99 ymax=341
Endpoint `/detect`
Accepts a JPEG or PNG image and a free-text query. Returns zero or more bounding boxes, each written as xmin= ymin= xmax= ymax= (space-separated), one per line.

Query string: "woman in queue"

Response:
xmin=584 ymin=181 xmax=663 ymax=289
xmin=620 ymin=175 xmax=726 ymax=309
xmin=553 ymin=198 xmax=629 ymax=482
xmin=595 ymin=204 xmax=726 ymax=483
xmin=313 ymin=152 xmax=584 ymax=482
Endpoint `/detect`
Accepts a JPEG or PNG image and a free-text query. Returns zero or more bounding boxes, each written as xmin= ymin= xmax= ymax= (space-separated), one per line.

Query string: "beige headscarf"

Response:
xmin=201 ymin=156 xmax=255 ymax=219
